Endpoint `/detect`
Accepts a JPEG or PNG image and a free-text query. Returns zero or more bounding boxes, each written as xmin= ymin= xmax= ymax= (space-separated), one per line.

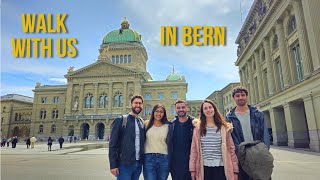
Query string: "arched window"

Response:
xmin=288 ymin=16 xmax=296 ymax=35
xmin=112 ymin=56 xmax=115 ymax=63
xmin=116 ymin=55 xmax=119 ymax=64
xmin=113 ymin=92 xmax=123 ymax=107
xmin=145 ymin=93 xmax=152 ymax=100
xmin=15 ymin=113 xmax=18 ymax=121
xmin=120 ymin=55 xmax=123 ymax=63
xmin=128 ymin=55 xmax=132 ymax=63
xmin=124 ymin=55 xmax=128 ymax=63
xmin=99 ymin=93 xmax=108 ymax=108
xmin=39 ymin=125 xmax=44 ymax=133
xmin=273 ymin=34 xmax=278 ymax=50
xmin=85 ymin=93 xmax=94 ymax=108
xmin=52 ymin=109 xmax=59 ymax=119
xmin=99 ymin=96 xmax=104 ymax=108
xmin=2 ymin=106 xmax=6 ymax=112
xmin=145 ymin=105 xmax=152 ymax=116
xmin=171 ymin=104 xmax=175 ymax=115
xmin=1 ymin=117 xmax=5 ymax=125
xmin=53 ymin=97 xmax=60 ymax=104
xmin=51 ymin=124 xmax=56 ymax=133
xmin=19 ymin=113 xmax=22 ymax=120
xmin=171 ymin=92 xmax=178 ymax=99
xmin=40 ymin=109 xmax=46 ymax=119
xmin=104 ymin=96 xmax=109 ymax=108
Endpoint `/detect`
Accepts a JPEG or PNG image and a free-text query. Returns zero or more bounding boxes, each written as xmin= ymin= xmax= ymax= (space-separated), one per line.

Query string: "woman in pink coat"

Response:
xmin=189 ymin=99 xmax=238 ymax=180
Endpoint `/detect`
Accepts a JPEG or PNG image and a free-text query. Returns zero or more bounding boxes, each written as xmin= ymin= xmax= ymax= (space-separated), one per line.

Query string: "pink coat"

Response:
xmin=189 ymin=120 xmax=239 ymax=180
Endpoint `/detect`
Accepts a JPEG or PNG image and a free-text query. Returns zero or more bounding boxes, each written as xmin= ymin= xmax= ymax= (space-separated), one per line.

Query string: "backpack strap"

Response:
xmin=122 ymin=114 xmax=128 ymax=128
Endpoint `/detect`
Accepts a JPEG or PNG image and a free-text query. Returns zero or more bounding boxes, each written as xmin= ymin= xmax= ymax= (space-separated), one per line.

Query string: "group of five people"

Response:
xmin=109 ymin=86 xmax=270 ymax=180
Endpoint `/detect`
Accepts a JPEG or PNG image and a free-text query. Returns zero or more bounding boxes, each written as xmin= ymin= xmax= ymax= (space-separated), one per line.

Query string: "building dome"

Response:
xmin=103 ymin=17 xmax=142 ymax=44
xmin=166 ymin=66 xmax=181 ymax=81
xmin=166 ymin=73 xmax=181 ymax=81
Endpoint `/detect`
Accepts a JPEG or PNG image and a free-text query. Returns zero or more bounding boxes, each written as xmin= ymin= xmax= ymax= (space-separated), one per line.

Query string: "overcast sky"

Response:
xmin=1 ymin=0 xmax=253 ymax=100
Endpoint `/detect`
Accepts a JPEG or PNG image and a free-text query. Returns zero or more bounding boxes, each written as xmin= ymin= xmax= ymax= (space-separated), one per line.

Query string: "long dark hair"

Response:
xmin=145 ymin=104 xmax=168 ymax=133
xmin=200 ymin=99 xmax=228 ymax=136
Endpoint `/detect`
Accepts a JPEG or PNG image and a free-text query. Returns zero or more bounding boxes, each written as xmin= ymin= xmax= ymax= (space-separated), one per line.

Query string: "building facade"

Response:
xmin=206 ymin=82 xmax=240 ymax=116
xmin=1 ymin=18 xmax=187 ymax=140
xmin=236 ymin=0 xmax=320 ymax=152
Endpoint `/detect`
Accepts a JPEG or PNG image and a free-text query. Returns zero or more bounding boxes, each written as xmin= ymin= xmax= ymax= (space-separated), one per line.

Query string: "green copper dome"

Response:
xmin=166 ymin=73 xmax=181 ymax=81
xmin=103 ymin=17 xmax=142 ymax=44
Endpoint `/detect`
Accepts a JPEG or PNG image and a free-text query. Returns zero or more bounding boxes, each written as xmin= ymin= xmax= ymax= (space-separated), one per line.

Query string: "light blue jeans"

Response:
xmin=143 ymin=153 xmax=169 ymax=180
xmin=117 ymin=161 xmax=142 ymax=180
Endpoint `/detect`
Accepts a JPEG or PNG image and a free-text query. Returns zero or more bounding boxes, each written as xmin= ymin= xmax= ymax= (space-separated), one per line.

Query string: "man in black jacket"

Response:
xmin=226 ymin=86 xmax=270 ymax=180
xmin=167 ymin=100 xmax=194 ymax=180
xmin=109 ymin=95 xmax=145 ymax=180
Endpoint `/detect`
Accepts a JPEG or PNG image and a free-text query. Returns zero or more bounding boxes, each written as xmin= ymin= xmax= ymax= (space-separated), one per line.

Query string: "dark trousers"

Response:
xmin=204 ymin=166 xmax=226 ymax=180
xmin=59 ymin=143 xmax=63 ymax=149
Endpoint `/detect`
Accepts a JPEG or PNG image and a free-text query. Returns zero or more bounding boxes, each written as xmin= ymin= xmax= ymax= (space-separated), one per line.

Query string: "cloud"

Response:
xmin=0 ymin=85 xmax=35 ymax=97
xmin=49 ymin=78 xmax=67 ymax=84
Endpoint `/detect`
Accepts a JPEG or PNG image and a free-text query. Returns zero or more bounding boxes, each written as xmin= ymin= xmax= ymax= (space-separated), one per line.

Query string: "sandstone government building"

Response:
xmin=1 ymin=18 xmax=238 ymax=142
xmin=1 ymin=0 xmax=320 ymax=152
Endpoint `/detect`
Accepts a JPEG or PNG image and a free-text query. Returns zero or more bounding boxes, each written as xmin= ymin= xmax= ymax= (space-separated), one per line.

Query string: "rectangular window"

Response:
xmin=292 ymin=44 xmax=304 ymax=82
xmin=145 ymin=93 xmax=152 ymax=100
xmin=41 ymin=97 xmax=48 ymax=104
xmin=157 ymin=92 xmax=164 ymax=100
xmin=263 ymin=70 xmax=269 ymax=97
xmin=171 ymin=92 xmax=178 ymax=99
xmin=276 ymin=60 xmax=284 ymax=91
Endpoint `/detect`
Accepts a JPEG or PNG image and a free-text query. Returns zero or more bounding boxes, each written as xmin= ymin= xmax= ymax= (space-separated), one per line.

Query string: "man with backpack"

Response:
xmin=226 ymin=86 xmax=272 ymax=180
xmin=109 ymin=95 xmax=145 ymax=180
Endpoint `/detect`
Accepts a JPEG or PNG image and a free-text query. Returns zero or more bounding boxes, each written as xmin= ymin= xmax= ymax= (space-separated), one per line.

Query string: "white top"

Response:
xmin=144 ymin=124 xmax=169 ymax=154
xmin=201 ymin=127 xmax=224 ymax=167
xmin=135 ymin=118 xmax=141 ymax=160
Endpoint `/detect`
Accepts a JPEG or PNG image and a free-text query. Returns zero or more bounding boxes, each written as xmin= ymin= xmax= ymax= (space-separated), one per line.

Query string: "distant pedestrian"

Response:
xmin=1 ymin=137 xmax=6 ymax=147
xmin=7 ymin=137 xmax=11 ymax=147
xmin=69 ymin=136 xmax=73 ymax=143
xmin=58 ymin=136 xmax=64 ymax=149
xmin=73 ymin=136 xmax=77 ymax=143
xmin=26 ymin=137 xmax=31 ymax=149
xmin=47 ymin=137 xmax=53 ymax=151
xmin=30 ymin=136 xmax=37 ymax=148
xmin=11 ymin=136 xmax=18 ymax=148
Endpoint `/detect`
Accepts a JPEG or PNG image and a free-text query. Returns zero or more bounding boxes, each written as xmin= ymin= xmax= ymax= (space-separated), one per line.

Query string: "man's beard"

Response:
xmin=177 ymin=111 xmax=187 ymax=117
xmin=236 ymin=100 xmax=247 ymax=106
xmin=132 ymin=107 xmax=142 ymax=114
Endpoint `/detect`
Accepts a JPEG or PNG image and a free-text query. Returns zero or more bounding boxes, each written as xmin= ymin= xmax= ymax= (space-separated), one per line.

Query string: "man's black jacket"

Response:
xmin=109 ymin=114 xmax=145 ymax=169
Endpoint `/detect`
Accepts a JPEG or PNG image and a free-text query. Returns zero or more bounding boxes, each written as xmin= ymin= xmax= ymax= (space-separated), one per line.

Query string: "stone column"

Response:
xmin=254 ymin=50 xmax=264 ymax=101
xmin=263 ymin=36 xmax=275 ymax=96
xmin=78 ymin=84 xmax=84 ymax=114
xmin=65 ymin=83 xmax=73 ymax=114
xmin=293 ymin=0 xmax=314 ymax=77
xmin=269 ymin=108 xmax=288 ymax=146
xmin=276 ymin=20 xmax=292 ymax=88
xmin=303 ymin=94 xmax=320 ymax=152
xmin=134 ymin=80 xmax=142 ymax=95
xmin=239 ymin=69 xmax=244 ymax=87
xmin=283 ymin=102 xmax=310 ymax=148
xmin=301 ymin=0 xmax=320 ymax=71
xmin=247 ymin=60 xmax=255 ymax=104
xmin=94 ymin=83 xmax=99 ymax=114
xmin=108 ymin=82 xmax=113 ymax=112
xmin=123 ymin=81 xmax=128 ymax=113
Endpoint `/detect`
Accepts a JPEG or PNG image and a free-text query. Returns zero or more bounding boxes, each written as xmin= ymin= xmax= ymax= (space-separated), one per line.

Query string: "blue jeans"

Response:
xmin=117 ymin=161 xmax=142 ymax=180
xmin=143 ymin=153 xmax=169 ymax=180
